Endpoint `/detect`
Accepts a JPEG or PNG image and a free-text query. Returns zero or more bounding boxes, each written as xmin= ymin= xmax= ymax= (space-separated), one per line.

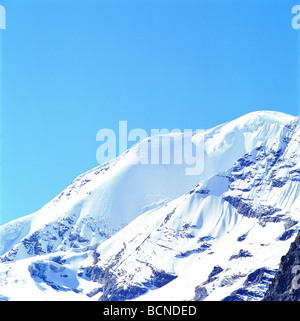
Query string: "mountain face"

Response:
xmin=0 ymin=111 xmax=299 ymax=301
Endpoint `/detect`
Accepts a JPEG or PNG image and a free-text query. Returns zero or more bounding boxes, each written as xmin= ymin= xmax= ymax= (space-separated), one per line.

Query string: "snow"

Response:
xmin=0 ymin=110 xmax=299 ymax=301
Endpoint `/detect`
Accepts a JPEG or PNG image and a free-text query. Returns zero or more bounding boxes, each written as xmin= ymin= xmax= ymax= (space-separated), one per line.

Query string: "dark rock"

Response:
xmin=82 ymin=266 xmax=107 ymax=282
xmin=263 ymin=231 xmax=300 ymax=301
xmin=243 ymin=268 xmax=274 ymax=287
xmin=277 ymin=229 xmax=297 ymax=241
xmin=50 ymin=255 xmax=66 ymax=265
xmin=58 ymin=224 xmax=69 ymax=237
xmin=175 ymin=244 xmax=211 ymax=258
xmin=202 ymin=265 xmax=224 ymax=285
xmin=271 ymin=179 xmax=287 ymax=188
xmin=194 ymin=286 xmax=208 ymax=301
xmin=284 ymin=219 xmax=298 ymax=230
xmin=195 ymin=189 xmax=210 ymax=195
xmin=208 ymin=265 xmax=223 ymax=281
xmin=81 ymin=259 xmax=177 ymax=301
xmin=237 ymin=233 xmax=248 ymax=242
xmin=151 ymin=270 xmax=177 ymax=288
xmin=179 ymin=223 xmax=195 ymax=239
xmin=22 ymin=232 xmax=45 ymax=256
xmin=223 ymin=195 xmax=281 ymax=225
xmin=222 ymin=268 xmax=275 ymax=301
xmin=223 ymin=196 xmax=253 ymax=217
xmin=234 ymin=154 xmax=255 ymax=169
xmin=229 ymin=249 xmax=252 ymax=261
xmin=198 ymin=236 xmax=214 ymax=243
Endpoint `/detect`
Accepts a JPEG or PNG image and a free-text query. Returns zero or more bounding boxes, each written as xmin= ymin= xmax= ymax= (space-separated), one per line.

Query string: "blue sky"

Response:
xmin=0 ymin=0 xmax=299 ymax=224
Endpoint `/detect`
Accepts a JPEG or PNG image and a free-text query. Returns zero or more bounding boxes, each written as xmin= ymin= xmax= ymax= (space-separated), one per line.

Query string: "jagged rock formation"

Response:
xmin=263 ymin=231 xmax=300 ymax=301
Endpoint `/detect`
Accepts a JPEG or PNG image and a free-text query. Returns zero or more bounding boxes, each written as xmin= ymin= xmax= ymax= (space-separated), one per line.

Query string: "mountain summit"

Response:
xmin=0 ymin=111 xmax=299 ymax=301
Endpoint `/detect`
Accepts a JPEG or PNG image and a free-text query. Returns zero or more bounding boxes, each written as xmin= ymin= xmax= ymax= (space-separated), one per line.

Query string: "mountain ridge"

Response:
xmin=0 ymin=110 xmax=299 ymax=301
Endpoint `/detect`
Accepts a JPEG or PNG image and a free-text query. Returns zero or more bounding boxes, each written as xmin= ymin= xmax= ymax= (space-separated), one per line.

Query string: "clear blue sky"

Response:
xmin=0 ymin=0 xmax=299 ymax=224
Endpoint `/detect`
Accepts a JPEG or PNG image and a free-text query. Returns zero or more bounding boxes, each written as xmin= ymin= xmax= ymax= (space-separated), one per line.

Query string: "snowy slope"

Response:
xmin=0 ymin=111 xmax=299 ymax=301
xmin=0 ymin=111 xmax=292 ymax=259
xmin=78 ymin=115 xmax=300 ymax=301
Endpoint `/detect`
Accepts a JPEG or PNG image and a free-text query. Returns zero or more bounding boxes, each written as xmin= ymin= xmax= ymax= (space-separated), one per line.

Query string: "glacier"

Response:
xmin=0 ymin=110 xmax=299 ymax=301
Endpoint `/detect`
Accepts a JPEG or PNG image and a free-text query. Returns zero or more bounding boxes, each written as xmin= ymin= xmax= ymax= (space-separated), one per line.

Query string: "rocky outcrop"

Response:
xmin=223 ymin=268 xmax=276 ymax=301
xmin=80 ymin=264 xmax=177 ymax=301
xmin=263 ymin=231 xmax=300 ymax=301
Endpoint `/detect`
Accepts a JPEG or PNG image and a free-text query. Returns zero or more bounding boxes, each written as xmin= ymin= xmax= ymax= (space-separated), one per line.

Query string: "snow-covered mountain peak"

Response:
xmin=233 ymin=110 xmax=294 ymax=125
xmin=0 ymin=111 xmax=296 ymax=259
xmin=0 ymin=110 xmax=299 ymax=301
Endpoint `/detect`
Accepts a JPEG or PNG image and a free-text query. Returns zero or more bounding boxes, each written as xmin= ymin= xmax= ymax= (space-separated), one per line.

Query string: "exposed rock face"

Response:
xmin=81 ymin=263 xmax=177 ymax=301
xmin=263 ymin=231 xmax=300 ymax=301
xmin=222 ymin=268 xmax=276 ymax=301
